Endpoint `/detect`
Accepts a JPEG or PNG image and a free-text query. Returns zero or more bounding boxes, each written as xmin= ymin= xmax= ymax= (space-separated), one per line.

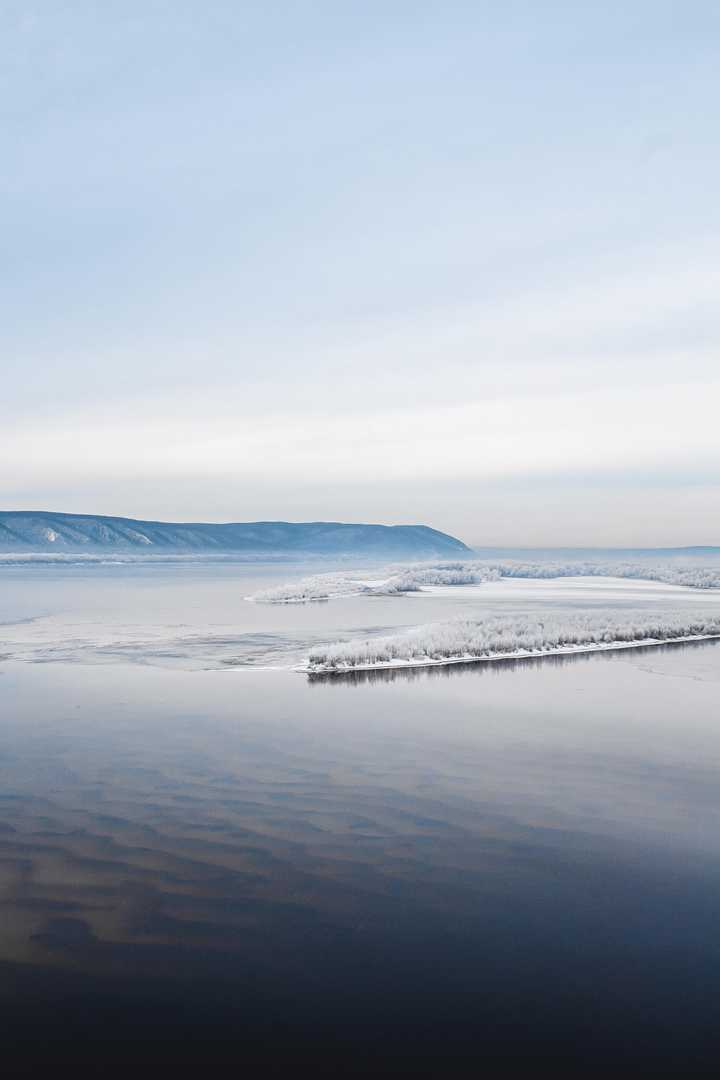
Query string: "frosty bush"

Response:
xmin=306 ymin=611 xmax=720 ymax=672
xmin=251 ymin=559 xmax=720 ymax=602
xmin=247 ymin=573 xmax=375 ymax=603
xmin=372 ymin=564 xmax=502 ymax=592
xmin=488 ymin=561 xmax=720 ymax=589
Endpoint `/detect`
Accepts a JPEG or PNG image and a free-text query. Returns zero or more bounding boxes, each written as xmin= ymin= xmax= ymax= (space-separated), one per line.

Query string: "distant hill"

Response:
xmin=0 ymin=512 xmax=470 ymax=557
xmin=468 ymin=545 xmax=720 ymax=561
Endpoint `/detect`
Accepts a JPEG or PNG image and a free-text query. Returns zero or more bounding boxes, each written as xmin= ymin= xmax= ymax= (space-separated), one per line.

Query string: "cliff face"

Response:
xmin=0 ymin=512 xmax=470 ymax=557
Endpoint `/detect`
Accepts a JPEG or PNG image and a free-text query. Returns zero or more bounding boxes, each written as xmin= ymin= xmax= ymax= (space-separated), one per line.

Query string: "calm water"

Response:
xmin=2 ymin=563 xmax=720 ymax=1068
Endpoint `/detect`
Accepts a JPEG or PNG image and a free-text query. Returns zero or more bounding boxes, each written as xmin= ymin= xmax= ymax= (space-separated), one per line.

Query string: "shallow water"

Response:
xmin=2 ymin=561 xmax=719 ymax=669
xmin=2 ymin=563 xmax=720 ymax=1068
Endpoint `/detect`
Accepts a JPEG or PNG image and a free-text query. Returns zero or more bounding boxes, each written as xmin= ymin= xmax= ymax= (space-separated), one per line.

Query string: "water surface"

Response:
xmin=1 ymin=563 xmax=720 ymax=1068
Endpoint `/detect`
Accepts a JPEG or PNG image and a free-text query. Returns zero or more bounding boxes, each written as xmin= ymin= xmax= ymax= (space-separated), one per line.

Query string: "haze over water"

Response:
xmin=2 ymin=560 xmax=720 ymax=1068
xmin=5 ymin=2 xmax=720 ymax=1069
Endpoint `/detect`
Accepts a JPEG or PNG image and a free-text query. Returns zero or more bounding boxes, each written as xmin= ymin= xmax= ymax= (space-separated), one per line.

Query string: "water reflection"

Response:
xmin=2 ymin=634 xmax=720 ymax=1065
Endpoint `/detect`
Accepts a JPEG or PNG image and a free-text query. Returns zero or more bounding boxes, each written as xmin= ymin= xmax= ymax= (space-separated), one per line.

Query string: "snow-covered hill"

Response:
xmin=0 ymin=512 xmax=470 ymax=557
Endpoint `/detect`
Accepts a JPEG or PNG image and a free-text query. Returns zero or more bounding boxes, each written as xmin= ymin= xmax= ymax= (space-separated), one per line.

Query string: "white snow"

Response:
xmin=246 ymin=573 xmax=382 ymax=603
xmin=304 ymin=612 xmax=720 ymax=673
xmin=250 ymin=559 xmax=720 ymax=603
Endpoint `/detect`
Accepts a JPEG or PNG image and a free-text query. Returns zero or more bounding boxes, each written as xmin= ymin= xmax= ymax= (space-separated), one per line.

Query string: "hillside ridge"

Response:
xmin=0 ymin=511 xmax=470 ymax=557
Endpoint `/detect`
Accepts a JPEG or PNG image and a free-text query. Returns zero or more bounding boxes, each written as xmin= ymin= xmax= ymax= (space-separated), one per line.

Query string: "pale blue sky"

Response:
xmin=3 ymin=2 xmax=719 ymax=544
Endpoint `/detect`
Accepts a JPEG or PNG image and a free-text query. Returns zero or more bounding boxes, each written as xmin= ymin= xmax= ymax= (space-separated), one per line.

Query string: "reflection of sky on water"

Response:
xmin=2 ymin=641 xmax=720 ymax=960
xmin=2 ymin=566 xmax=720 ymax=1065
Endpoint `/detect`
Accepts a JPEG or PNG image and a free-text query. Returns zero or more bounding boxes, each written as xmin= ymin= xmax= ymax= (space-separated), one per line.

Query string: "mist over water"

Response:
xmin=6 ymin=0 xmax=720 ymax=1067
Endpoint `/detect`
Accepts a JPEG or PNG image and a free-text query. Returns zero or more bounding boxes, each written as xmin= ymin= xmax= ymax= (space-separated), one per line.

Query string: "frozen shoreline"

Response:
xmin=249 ymin=560 xmax=720 ymax=603
xmin=302 ymin=632 xmax=720 ymax=675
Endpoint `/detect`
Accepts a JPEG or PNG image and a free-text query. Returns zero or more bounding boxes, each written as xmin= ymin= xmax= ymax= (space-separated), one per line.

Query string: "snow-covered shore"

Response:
xmin=303 ymin=613 xmax=720 ymax=674
xmin=249 ymin=560 xmax=720 ymax=603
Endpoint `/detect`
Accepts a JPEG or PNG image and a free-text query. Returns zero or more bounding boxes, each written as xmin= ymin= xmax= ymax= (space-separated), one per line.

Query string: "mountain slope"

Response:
xmin=0 ymin=512 xmax=470 ymax=557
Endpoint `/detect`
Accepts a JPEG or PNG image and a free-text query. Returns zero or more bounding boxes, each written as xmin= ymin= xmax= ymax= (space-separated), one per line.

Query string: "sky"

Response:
xmin=2 ymin=1 xmax=719 ymax=546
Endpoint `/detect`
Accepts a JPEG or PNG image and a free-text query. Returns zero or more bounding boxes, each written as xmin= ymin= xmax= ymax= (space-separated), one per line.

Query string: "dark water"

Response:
xmin=2 ymin=567 xmax=720 ymax=1069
